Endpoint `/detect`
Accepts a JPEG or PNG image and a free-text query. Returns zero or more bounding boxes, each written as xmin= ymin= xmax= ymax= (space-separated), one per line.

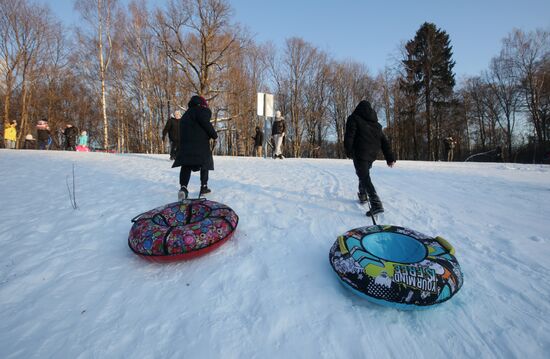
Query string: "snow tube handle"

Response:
xmin=131 ymin=212 xmax=148 ymax=223
xmin=435 ymin=236 xmax=455 ymax=255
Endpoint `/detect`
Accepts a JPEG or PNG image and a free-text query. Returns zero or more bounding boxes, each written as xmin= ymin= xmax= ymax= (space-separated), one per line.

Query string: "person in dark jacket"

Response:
xmin=271 ymin=111 xmax=286 ymax=159
xmin=63 ymin=124 xmax=79 ymax=151
xmin=252 ymin=126 xmax=264 ymax=157
xmin=172 ymin=95 xmax=218 ymax=199
xmin=24 ymin=134 xmax=36 ymax=149
xmin=344 ymin=100 xmax=395 ymax=216
xmin=163 ymin=110 xmax=182 ymax=160
xmin=36 ymin=119 xmax=51 ymax=150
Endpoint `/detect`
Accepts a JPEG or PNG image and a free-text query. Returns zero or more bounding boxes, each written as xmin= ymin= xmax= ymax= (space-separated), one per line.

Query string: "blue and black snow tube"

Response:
xmin=329 ymin=225 xmax=463 ymax=309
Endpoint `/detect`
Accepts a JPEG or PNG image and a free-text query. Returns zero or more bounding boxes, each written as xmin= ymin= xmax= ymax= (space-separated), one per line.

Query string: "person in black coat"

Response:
xmin=252 ymin=126 xmax=264 ymax=157
xmin=172 ymin=95 xmax=218 ymax=198
xmin=163 ymin=110 xmax=182 ymax=160
xmin=344 ymin=100 xmax=395 ymax=216
xmin=63 ymin=124 xmax=79 ymax=151
xmin=36 ymin=119 xmax=51 ymax=150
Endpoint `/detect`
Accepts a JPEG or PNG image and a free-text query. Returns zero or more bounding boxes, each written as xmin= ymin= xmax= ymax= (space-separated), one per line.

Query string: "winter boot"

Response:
xmin=366 ymin=207 xmax=384 ymax=217
xmin=200 ymin=184 xmax=211 ymax=195
xmin=178 ymin=186 xmax=189 ymax=201
xmin=357 ymin=192 xmax=368 ymax=204
xmin=366 ymin=192 xmax=384 ymax=216
xmin=357 ymin=184 xmax=368 ymax=204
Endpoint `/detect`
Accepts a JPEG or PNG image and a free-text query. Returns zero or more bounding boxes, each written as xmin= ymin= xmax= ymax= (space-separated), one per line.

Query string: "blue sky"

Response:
xmin=42 ymin=0 xmax=550 ymax=79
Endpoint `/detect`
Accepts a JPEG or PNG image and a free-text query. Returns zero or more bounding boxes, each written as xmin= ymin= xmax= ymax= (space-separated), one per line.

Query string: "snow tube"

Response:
xmin=128 ymin=199 xmax=238 ymax=261
xmin=76 ymin=145 xmax=90 ymax=152
xmin=329 ymin=225 xmax=463 ymax=309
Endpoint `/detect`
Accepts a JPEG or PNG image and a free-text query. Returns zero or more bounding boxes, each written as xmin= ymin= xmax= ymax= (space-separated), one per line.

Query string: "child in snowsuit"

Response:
xmin=24 ymin=134 xmax=36 ymax=149
xmin=344 ymin=100 xmax=395 ymax=216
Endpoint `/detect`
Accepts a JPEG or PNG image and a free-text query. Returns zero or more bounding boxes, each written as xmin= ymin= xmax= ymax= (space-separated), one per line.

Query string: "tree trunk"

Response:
xmin=98 ymin=0 xmax=109 ymax=149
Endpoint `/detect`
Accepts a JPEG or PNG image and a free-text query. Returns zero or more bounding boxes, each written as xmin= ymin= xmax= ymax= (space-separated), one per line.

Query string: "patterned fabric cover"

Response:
xmin=329 ymin=225 xmax=463 ymax=309
xmin=128 ymin=199 xmax=239 ymax=258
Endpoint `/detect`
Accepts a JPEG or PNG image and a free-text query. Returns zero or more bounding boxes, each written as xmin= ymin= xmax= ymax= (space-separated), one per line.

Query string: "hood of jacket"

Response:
xmin=352 ymin=100 xmax=378 ymax=123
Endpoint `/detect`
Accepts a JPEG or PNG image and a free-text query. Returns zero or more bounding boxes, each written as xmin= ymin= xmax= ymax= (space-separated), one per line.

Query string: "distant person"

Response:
xmin=252 ymin=126 xmax=264 ymax=157
xmin=4 ymin=120 xmax=17 ymax=149
xmin=36 ymin=119 xmax=51 ymax=150
xmin=172 ymin=95 xmax=218 ymax=200
xmin=63 ymin=124 xmax=79 ymax=151
xmin=444 ymin=135 xmax=456 ymax=161
xmin=163 ymin=110 xmax=182 ymax=160
xmin=344 ymin=100 xmax=395 ymax=217
xmin=272 ymin=111 xmax=286 ymax=159
xmin=76 ymin=130 xmax=89 ymax=151
xmin=24 ymin=134 xmax=36 ymax=149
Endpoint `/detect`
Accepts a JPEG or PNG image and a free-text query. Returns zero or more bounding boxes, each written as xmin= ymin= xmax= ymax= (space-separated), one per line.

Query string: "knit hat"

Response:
xmin=25 ymin=134 xmax=34 ymax=140
xmin=188 ymin=95 xmax=208 ymax=108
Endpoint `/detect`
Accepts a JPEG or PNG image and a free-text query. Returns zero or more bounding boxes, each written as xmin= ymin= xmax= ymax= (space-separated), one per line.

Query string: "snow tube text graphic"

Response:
xmin=329 ymin=225 xmax=463 ymax=309
xmin=128 ymin=199 xmax=239 ymax=261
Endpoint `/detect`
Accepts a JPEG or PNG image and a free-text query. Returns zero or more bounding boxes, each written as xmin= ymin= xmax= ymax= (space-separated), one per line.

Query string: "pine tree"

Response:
xmin=402 ymin=22 xmax=456 ymax=160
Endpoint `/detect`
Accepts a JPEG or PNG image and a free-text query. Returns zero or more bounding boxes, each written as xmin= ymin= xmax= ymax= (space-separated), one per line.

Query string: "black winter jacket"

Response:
xmin=172 ymin=105 xmax=218 ymax=170
xmin=162 ymin=117 xmax=180 ymax=142
xmin=252 ymin=130 xmax=264 ymax=147
xmin=272 ymin=119 xmax=285 ymax=135
xmin=344 ymin=100 xmax=395 ymax=164
xmin=64 ymin=126 xmax=79 ymax=147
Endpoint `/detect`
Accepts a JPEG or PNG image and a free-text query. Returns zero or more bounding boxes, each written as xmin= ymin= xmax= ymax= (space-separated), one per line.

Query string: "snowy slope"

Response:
xmin=1 ymin=150 xmax=549 ymax=359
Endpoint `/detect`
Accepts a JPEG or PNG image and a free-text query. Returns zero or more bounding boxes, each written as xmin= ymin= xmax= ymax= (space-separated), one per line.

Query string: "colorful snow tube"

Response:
xmin=329 ymin=225 xmax=463 ymax=309
xmin=128 ymin=199 xmax=238 ymax=261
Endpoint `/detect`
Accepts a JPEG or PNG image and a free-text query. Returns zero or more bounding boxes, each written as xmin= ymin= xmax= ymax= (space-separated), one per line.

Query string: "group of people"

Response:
xmin=2 ymin=118 xmax=88 ymax=151
xmin=168 ymin=95 xmax=396 ymax=217
xmin=251 ymin=110 xmax=286 ymax=159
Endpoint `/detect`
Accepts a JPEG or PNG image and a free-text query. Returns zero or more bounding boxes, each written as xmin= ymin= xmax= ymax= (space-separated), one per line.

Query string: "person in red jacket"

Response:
xmin=344 ymin=100 xmax=396 ymax=217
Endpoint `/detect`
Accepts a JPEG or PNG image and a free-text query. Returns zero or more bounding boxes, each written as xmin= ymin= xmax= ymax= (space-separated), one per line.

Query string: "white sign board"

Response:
xmin=257 ymin=92 xmax=274 ymax=117
xmin=257 ymin=93 xmax=264 ymax=116
xmin=264 ymin=94 xmax=274 ymax=117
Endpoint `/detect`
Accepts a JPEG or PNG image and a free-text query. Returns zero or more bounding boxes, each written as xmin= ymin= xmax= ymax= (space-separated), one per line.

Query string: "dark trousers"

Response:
xmin=179 ymin=166 xmax=209 ymax=188
xmin=170 ymin=141 xmax=178 ymax=160
xmin=353 ymin=159 xmax=382 ymax=209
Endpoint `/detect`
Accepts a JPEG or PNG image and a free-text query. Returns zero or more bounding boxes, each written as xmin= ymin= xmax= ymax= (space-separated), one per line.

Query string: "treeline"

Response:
xmin=1 ymin=0 xmax=549 ymax=162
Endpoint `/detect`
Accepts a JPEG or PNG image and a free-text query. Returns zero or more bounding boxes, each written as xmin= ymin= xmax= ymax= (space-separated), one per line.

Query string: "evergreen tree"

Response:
xmin=402 ymin=22 xmax=456 ymax=160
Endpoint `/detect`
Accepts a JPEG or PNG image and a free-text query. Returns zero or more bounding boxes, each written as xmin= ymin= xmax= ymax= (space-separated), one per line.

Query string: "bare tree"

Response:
xmin=504 ymin=29 xmax=550 ymax=161
xmin=75 ymin=0 xmax=118 ymax=149
xmin=486 ymin=47 xmax=522 ymax=160
xmin=155 ymin=0 xmax=242 ymax=100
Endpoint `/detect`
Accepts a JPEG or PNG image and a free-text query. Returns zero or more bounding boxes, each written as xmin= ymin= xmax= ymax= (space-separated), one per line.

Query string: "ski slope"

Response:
xmin=1 ymin=150 xmax=549 ymax=358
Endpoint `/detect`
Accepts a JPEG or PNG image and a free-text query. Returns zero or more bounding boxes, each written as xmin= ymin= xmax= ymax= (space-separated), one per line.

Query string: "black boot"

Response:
xmin=178 ymin=186 xmax=188 ymax=201
xmin=366 ymin=192 xmax=384 ymax=216
xmin=200 ymin=184 xmax=211 ymax=195
xmin=366 ymin=207 xmax=384 ymax=217
xmin=357 ymin=192 xmax=368 ymax=204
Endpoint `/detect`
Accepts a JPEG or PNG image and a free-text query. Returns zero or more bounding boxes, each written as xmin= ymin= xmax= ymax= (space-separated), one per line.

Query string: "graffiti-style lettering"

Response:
xmin=393 ymin=265 xmax=437 ymax=293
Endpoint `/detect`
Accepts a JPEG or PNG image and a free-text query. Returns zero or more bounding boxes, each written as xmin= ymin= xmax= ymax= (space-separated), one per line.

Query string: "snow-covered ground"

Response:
xmin=1 ymin=149 xmax=549 ymax=358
